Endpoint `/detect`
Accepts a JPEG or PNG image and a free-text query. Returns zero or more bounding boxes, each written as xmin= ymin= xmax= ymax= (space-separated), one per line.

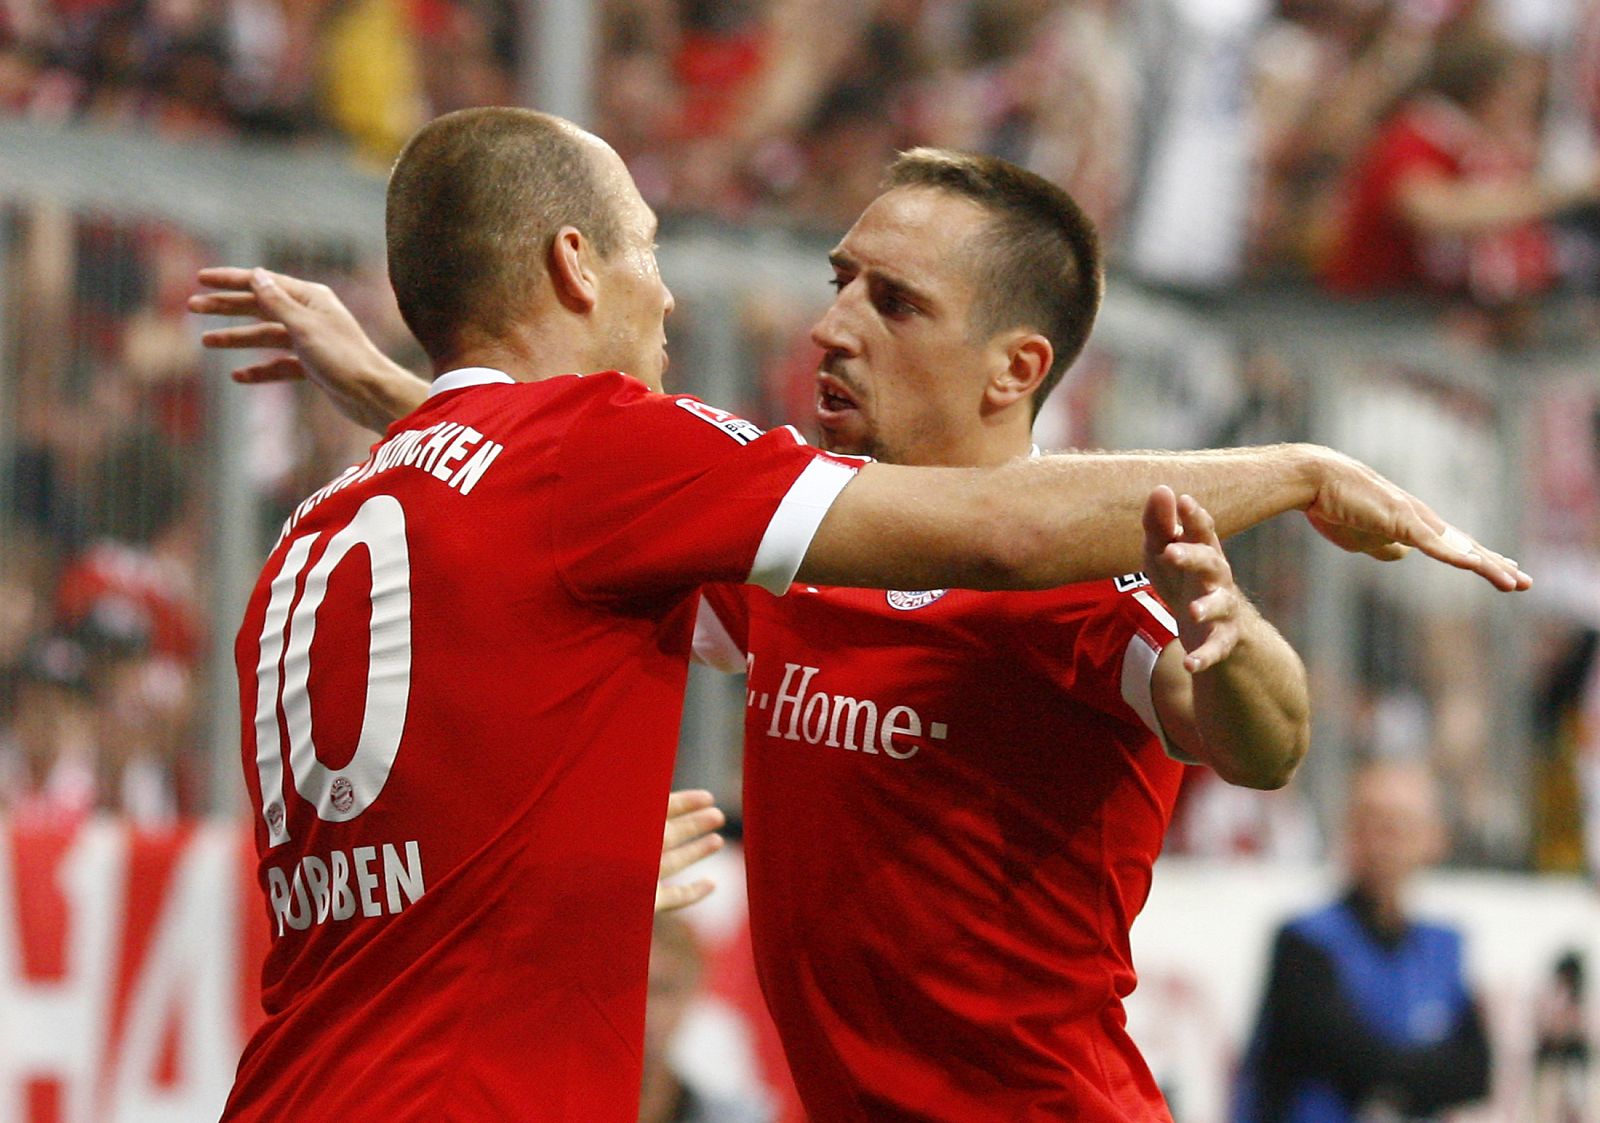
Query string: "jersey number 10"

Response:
xmin=251 ymin=493 xmax=413 ymax=848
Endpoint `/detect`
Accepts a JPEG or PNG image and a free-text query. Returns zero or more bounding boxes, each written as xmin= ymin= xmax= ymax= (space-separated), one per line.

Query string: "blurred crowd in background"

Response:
xmin=8 ymin=0 xmax=1600 ymax=312
xmin=4 ymin=0 xmax=1600 ymax=885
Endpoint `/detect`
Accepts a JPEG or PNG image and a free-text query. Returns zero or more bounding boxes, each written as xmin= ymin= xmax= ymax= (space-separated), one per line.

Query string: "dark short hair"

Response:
xmin=883 ymin=149 xmax=1103 ymax=418
xmin=386 ymin=107 xmax=623 ymax=364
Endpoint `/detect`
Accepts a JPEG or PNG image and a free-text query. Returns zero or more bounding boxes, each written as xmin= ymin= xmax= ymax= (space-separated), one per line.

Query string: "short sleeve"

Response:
xmin=1009 ymin=574 xmax=1185 ymax=759
xmin=551 ymin=380 xmax=858 ymax=603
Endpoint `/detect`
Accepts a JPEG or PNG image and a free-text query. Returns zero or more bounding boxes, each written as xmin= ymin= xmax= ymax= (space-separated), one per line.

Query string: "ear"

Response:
xmin=549 ymin=226 xmax=599 ymax=314
xmin=984 ymin=332 xmax=1053 ymax=411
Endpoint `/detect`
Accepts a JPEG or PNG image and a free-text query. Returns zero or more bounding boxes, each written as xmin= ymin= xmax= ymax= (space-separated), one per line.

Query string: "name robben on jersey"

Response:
xmin=265 ymin=839 xmax=426 ymax=937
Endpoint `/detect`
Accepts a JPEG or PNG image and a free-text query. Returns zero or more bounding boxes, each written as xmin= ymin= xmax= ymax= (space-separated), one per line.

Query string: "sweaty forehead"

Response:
xmin=837 ymin=187 xmax=990 ymax=287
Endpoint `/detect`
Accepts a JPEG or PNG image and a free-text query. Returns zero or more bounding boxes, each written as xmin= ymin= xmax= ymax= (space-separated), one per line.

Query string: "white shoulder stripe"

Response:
xmin=1133 ymin=589 xmax=1180 ymax=635
xmin=748 ymin=457 xmax=858 ymax=594
xmin=1120 ymin=631 xmax=1199 ymax=765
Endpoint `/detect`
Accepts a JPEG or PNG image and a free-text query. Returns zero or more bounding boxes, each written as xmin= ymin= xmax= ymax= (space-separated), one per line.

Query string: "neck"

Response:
xmin=1351 ymin=881 xmax=1407 ymax=933
xmin=435 ymin=313 xmax=600 ymax=385
xmin=956 ymin=409 xmax=1037 ymax=467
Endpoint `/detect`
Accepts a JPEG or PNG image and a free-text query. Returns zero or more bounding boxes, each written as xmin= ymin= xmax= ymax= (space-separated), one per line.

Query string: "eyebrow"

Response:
xmin=828 ymin=250 xmax=936 ymax=310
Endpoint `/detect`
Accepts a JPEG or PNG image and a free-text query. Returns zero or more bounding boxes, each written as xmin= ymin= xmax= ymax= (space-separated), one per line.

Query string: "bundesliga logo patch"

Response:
xmin=1114 ymin=572 xmax=1150 ymax=592
xmin=675 ymin=398 xmax=765 ymax=445
xmin=886 ymin=589 xmax=947 ymax=611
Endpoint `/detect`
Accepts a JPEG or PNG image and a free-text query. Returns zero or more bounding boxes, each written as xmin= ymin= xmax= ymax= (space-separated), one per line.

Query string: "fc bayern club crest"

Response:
xmin=886 ymin=589 xmax=948 ymax=611
xmin=330 ymin=777 xmax=355 ymax=813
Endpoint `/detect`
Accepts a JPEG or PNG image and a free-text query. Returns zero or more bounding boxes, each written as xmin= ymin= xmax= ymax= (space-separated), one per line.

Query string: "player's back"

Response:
xmin=227 ymin=371 xmax=717 ymax=1121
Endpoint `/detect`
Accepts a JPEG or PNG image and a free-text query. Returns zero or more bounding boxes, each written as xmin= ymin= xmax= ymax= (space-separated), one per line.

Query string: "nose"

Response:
xmin=662 ymin=282 xmax=676 ymax=319
xmin=809 ymin=294 xmax=858 ymax=356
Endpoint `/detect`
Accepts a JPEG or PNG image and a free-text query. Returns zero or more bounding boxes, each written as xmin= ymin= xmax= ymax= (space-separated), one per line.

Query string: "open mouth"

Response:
xmin=815 ymin=373 xmax=860 ymax=419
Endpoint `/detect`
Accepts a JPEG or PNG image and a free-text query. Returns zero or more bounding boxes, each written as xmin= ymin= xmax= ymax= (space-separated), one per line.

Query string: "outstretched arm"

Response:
xmin=800 ymin=450 xmax=1528 ymax=593
xmin=1140 ymin=487 xmax=1310 ymax=789
xmin=192 ymin=268 xmax=1529 ymax=594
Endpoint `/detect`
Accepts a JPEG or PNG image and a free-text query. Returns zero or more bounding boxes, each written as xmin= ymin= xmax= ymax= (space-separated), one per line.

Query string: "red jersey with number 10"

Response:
xmin=225 ymin=368 xmax=856 ymax=1122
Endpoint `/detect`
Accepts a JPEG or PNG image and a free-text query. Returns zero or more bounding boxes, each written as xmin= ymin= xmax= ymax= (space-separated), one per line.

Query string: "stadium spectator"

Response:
xmin=1251 ymin=0 xmax=1475 ymax=272
xmin=0 ymin=634 xmax=97 ymax=825
xmin=1321 ymin=33 xmax=1600 ymax=327
xmin=642 ymin=915 xmax=772 ymax=1123
xmin=77 ymin=594 xmax=191 ymax=822
xmin=1232 ymin=759 xmax=1492 ymax=1123
xmin=1121 ymin=0 xmax=1266 ymax=288
xmin=1532 ymin=950 xmax=1591 ymax=1122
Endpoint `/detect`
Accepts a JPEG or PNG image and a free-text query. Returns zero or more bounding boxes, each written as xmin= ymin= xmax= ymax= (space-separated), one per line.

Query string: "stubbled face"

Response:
xmin=809 ymin=187 xmax=1009 ymax=466
xmin=589 ymin=143 xmax=675 ymax=389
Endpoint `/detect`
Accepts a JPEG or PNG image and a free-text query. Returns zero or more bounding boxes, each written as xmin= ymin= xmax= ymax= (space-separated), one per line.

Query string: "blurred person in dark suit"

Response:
xmin=1232 ymin=759 xmax=1491 ymax=1123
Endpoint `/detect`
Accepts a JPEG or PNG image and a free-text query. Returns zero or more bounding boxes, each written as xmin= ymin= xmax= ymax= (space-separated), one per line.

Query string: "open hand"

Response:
xmin=189 ymin=267 xmax=420 ymax=433
xmin=1143 ymin=486 xmax=1242 ymax=675
xmin=655 ymin=788 xmax=726 ymax=913
xmin=1306 ymin=451 xmax=1528 ymax=591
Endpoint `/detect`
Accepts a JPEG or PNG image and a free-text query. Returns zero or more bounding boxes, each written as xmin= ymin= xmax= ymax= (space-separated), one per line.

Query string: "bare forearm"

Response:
xmin=1004 ymin=444 xmax=1326 ymax=579
xmin=352 ymin=355 xmax=430 ymax=432
xmin=801 ymin=444 xmax=1324 ymax=591
xmin=1186 ymin=606 xmax=1310 ymax=789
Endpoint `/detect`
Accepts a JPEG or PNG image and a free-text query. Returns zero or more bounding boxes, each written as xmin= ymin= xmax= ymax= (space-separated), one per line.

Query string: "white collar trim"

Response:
xmin=429 ymin=367 xmax=516 ymax=398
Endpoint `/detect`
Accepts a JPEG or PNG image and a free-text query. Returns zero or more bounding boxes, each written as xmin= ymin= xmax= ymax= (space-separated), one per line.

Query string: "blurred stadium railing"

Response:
xmin=0 ymin=119 xmax=1586 ymax=875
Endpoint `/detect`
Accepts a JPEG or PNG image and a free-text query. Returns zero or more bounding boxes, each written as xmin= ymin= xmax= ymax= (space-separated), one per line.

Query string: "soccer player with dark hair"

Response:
xmin=703 ymin=149 xmax=1301 ymax=1120
xmin=195 ymin=110 xmax=1524 ymax=1122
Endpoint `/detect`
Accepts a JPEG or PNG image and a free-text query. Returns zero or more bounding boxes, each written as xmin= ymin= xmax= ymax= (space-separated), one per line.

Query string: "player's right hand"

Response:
xmin=1304 ymin=450 xmax=1530 ymax=592
xmin=655 ymin=789 xmax=726 ymax=914
xmin=1143 ymin=486 xmax=1241 ymax=675
xmin=188 ymin=267 xmax=419 ymax=434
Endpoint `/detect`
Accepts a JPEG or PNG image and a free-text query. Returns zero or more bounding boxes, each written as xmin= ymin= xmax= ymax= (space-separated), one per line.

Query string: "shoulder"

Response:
xmin=562 ymin=376 xmax=806 ymax=456
xmin=1382 ymin=101 xmax=1469 ymax=168
xmin=992 ymin=573 xmax=1144 ymax=621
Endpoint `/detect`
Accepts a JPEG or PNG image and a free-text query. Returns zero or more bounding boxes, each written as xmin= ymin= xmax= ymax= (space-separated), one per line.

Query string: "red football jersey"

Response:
xmin=226 ymin=368 xmax=857 ymax=1122
xmin=699 ymin=576 xmax=1185 ymax=1122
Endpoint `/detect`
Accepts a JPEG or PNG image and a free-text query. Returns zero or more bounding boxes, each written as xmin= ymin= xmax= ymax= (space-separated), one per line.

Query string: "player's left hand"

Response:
xmin=1143 ymin=486 xmax=1242 ymax=675
xmin=188 ymin=266 xmax=422 ymax=434
xmin=655 ymin=789 xmax=726 ymax=914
